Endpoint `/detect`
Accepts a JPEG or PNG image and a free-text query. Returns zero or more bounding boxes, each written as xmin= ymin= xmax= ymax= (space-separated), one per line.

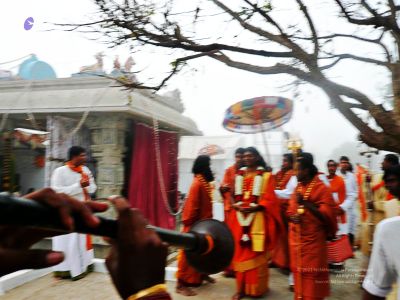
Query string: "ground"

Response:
xmin=3 ymin=254 xmax=363 ymax=300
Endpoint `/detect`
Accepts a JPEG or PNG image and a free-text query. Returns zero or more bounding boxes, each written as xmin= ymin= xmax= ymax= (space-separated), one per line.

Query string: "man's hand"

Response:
xmin=105 ymin=197 xmax=168 ymax=299
xmin=80 ymin=178 xmax=90 ymax=188
xmin=0 ymin=188 xmax=108 ymax=276
xmin=232 ymin=203 xmax=241 ymax=211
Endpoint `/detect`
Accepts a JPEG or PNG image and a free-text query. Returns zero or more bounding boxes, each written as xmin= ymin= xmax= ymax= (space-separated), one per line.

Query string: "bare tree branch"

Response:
xmin=293 ymin=31 xmax=391 ymax=62
xmin=56 ymin=0 xmax=400 ymax=152
xmin=295 ymin=0 xmax=319 ymax=56
xmin=209 ymin=52 xmax=314 ymax=79
xmin=334 ymin=0 xmax=398 ymax=31
xmin=106 ymin=51 xmax=218 ymax=91
xmin=321 ymin=53 xmax=390 ymax=68
xmin=320 ymin=58 xmax=341 ymax=70
xmin=241 ymin=0 xmax=286 ymax=35
xmin=360 ymin=0 xmax=380 ymax=18
xmin=210 ymin=0 xmax=318 ymax=69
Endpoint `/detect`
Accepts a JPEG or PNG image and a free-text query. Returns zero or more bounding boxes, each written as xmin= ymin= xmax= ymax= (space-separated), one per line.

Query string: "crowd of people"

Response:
xmin=177 ymin=147 xmax=400 ymax=300
xmin=1 ymin=145 xmax=400 ymax=300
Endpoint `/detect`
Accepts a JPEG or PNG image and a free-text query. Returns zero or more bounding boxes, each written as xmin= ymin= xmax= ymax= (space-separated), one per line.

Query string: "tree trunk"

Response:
xmin=391 ymin=62 xmax=400 ymax=122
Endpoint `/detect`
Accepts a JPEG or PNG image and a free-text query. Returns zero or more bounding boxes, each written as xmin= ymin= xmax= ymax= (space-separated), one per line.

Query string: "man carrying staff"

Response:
xmin=51 ymin=146 xmax=97 ymax=280
xmin=220 ymin=147 xmax=245 ymax=277
xmin=288 ymin=153 xmax=337 ymax=300
xmin=231 ymin=147 xmax=282 ymax=300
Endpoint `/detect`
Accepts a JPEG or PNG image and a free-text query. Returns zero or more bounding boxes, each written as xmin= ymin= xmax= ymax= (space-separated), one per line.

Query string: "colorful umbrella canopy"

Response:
xmin=222 ymin=96 xmax=293 ymax=133
xmin=198 ymin=144 xmax=225 ymax=156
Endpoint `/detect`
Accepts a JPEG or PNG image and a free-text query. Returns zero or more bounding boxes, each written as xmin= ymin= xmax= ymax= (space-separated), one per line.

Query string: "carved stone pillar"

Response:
xmin=86 ymin=115 xmax=128 ymax=253
xmin=87 ymin=115 xmax=127 ymax=199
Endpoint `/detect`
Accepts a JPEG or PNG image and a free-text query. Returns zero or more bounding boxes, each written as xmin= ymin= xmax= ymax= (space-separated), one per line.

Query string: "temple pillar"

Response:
xmin=86 ymin=115 xmax=128 ymax=253
xmin=87 ymin=115 xmax=127 ymax=199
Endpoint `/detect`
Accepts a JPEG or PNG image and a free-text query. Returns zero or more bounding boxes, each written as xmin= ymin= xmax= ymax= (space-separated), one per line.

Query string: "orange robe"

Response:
xmin=221 ymin=164 xmax=237 ymax=225
xmin=272 ymin=169 xmax=295 ymax=269
xmin=176 ymin=175 xmax=213 ymax=286
xmin=231 ymin=172 xmax=282 ymax=297
xmin=328 ymin=174 xmax=347 ymax=225
xmin=288 ymin=177 xmax=337 ymax=300
xmin=221 ymin=164 xmax=237 ymax=274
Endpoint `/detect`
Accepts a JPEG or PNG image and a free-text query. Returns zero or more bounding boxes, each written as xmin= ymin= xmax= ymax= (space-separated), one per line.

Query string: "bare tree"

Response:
xmin=62 ymin=0 xmax=400 ymax=152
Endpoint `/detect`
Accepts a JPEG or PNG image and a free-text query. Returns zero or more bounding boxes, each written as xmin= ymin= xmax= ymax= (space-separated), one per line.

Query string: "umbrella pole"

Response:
xmin=256 ymin=119 xmax=271 ymax=165
xmin=260 ymin=131 xmax=271 ymax=165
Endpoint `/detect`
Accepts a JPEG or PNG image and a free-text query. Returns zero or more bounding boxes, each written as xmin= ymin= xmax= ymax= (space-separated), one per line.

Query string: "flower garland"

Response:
xmin=234 ymin=166 xmax=265 ymax=246
xmin=275 ymin=170 xmax=293 ymax=190
xmin=296 ymin=177 xmax=317 ymax=214
xmin=196 ymin=174 xmax=213 ymax=199
xmin=235 ymin=166 xmax=265 ymax=203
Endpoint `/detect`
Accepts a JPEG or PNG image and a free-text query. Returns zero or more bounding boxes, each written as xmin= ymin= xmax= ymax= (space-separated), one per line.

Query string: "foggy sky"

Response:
xmin=0 ymin=0 xmax=390 ymax=171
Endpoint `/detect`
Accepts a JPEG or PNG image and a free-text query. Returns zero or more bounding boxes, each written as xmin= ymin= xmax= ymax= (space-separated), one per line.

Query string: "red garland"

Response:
xmin=256 ymin=169 xmax=264 ymax=176
xmin=237 ymin=169 xmax=245 ymax=176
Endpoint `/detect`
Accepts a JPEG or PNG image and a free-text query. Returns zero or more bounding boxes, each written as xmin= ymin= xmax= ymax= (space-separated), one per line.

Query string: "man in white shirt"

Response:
xmin=339 ymin=156 xmax=358 ymax=249
xmin=51 ymin=146 xmax=97 ymax=280
xmin=362 ymin=165 xmax=400 ymax=300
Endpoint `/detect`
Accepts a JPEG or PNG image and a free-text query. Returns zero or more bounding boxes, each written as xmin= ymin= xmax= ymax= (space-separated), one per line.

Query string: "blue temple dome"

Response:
xmin=18 ymin=54 xmax=57 ymax=80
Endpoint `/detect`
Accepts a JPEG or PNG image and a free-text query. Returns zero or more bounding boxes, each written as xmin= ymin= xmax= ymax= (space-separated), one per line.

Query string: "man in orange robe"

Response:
xmin=272 ymin=153 xmax=296 ymax=270
xmin=176 ymin=155 xmax=215 ymax=296
xmin=326 ymin=159 xmax=349 ymax=268
xmin=288 ymin=153 xmax=337 ymax=300
xmin=327 ymin=160 xmax=347 ymax=232
xmin=231 ymin=147 xmax=282 ymax=300
xmin=220 ymin=148 xmax=245 ymax=226
xmin=220 ymin=148 xmax=245 ymax=277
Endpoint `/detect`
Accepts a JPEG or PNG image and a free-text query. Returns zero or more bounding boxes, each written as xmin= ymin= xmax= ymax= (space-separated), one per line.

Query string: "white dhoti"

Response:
xmin=53 ymin=233 xmax=93 ymax=278
xmin=347 ymin=205 xmax=358 ymax=235
xmin=50 ymin=164 xmax=97 ymax=279
xmin=337 ymin=221 xmax=349 ymax=236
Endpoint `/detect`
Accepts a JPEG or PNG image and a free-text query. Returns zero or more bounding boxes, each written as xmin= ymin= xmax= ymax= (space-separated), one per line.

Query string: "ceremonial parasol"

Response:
xmin=198 ymin=144 xmax=225 ymax=156
xmin=222 ymin=96 xmax=293 ymax=161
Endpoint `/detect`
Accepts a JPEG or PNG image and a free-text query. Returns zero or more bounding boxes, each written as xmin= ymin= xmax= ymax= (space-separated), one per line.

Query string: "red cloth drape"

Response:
xmin=128 ymin=123 xmax=178 ymax=229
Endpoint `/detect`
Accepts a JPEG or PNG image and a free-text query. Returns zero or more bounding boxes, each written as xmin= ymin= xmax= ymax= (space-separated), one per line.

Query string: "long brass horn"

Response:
xmin=0 ymin=194 xmax=234 ymax=274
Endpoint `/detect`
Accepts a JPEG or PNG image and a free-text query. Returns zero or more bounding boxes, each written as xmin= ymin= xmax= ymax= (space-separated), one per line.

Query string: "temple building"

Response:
xmin=0 ymin=54 xmax=200 ymax=230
